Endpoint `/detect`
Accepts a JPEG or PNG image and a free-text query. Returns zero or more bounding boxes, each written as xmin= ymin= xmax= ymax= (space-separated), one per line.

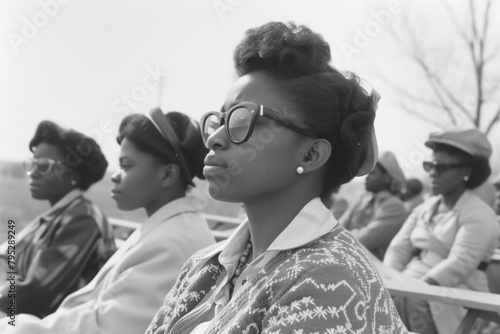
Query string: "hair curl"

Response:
xmin=29 ymin=120 xmax=108 ymax=190
xmin=234 ymin=21 xmax=377 ymax=200
xmin=117 ymin=111 xmax=207 ymax=188
xmin=431 ymin=143 xmax=491 ymax=189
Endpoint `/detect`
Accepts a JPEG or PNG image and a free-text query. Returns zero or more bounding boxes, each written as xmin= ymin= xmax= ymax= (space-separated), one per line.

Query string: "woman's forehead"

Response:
xmin=33 ymin=142 xmax=64 ymax=160
xmin=223 ymin=72 xmax=298 ymax=117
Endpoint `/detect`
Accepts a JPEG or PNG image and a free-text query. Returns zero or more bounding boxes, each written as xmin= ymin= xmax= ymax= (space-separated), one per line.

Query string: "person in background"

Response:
xmin=145 ymin=21 xmax=407 ymax=334
xmin=0 ymin=110 xmax=216 ymax=334
xmin=494 ymin=172 xmax=500 ymax=215
xmin=340 ymin=151 xmax=407 ymax=260
xmin=384 ymin=128 xmax=499 ymax=334
xmin=400 ymin=177 xmax=425 ymax=216
xmin=0 ymin=120 xmax=115 ymax=318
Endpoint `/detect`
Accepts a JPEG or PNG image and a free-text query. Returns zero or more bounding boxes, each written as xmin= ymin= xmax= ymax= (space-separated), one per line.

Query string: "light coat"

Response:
xmin=384 ymin=190 xmax=499 ymax=334
xmin=0 ymin=196 xmax=215 ymax=334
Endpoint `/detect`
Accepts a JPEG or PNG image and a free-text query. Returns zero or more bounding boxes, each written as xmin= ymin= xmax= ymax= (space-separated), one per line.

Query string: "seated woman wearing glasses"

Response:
xmin=0 ymin=111 xmax=216 ymax=334
xmin=145 ymin=22 xmax=407 ymax=334
xmin=0 ymin=120 xmax=116 ymax=318
xmin=384 ymin=129 xmax=500 ymax=334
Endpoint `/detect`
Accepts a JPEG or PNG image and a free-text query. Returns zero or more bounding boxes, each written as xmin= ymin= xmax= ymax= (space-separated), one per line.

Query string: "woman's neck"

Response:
xmin=441 ymin=186 xmax=466 ymax=210
xmin=244 ymin=192 xmax=315 ymax=260
xmin=145 ymin=189 xmax=185 ymax=217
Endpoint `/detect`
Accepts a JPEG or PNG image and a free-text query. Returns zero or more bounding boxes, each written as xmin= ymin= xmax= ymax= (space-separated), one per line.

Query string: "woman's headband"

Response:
xmin=147 ymin=107 xmax=194 ymax=186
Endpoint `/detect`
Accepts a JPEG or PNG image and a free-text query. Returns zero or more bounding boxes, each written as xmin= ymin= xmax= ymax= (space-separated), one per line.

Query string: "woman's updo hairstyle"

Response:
xmin=117 ymin=111 xmax=208 ymax=188
xmin=29 ymin=120 xmax=108 ymax=191
xmin=234 ymin=21 xmax=378 ymax=200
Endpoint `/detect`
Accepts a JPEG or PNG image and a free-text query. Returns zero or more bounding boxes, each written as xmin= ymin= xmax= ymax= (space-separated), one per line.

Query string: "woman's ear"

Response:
xmin=159 ymin=163 xmax=180 ymax=188
xmin=301 ymin=139 xmax=331 ymax=173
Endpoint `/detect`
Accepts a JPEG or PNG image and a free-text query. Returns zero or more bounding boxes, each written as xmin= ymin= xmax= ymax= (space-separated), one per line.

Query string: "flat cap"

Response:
xmin=425 ymin=128 xmax=492 ymax=159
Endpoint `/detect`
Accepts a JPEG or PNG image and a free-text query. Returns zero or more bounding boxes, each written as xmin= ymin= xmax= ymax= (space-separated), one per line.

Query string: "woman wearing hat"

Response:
xmin=0 ymin=110 xmax=216 ymax=334
xmin=145 ymin=22 xmax=407 ymax=334
xmin=0 ymin=121 xmax=116 ymax=318
xmin=384 ymin=128 xmax=500 ymax=334
xmin=340 ymin=151 xmax=407 ymax=260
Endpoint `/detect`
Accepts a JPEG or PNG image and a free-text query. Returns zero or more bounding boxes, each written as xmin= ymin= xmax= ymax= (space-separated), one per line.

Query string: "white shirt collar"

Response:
xmin=209 ymin=197 xmax=338 ymax=265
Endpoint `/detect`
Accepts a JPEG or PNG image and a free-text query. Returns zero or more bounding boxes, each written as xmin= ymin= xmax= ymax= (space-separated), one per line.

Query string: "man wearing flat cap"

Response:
xmin=340 ymin=151 xmax=407 ymax=260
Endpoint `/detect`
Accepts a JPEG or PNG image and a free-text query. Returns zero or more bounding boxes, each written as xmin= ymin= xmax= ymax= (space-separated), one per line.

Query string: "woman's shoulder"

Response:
xmin=280 ymin=226 xmax=383 ymax=282
xmin=55 ymin=196 xmax=104 ymax=226
xmin=263 ymin=227 xmax=396 ymax=317
xmin=456 ymin=190 xmax=498 ymax=222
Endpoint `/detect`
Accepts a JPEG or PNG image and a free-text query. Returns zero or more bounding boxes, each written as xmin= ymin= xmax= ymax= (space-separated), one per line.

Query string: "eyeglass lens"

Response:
xmin=227 ymin=107 xmax=252 ymax=142
xmin=23 ymin=159 xmax=54 ymax=175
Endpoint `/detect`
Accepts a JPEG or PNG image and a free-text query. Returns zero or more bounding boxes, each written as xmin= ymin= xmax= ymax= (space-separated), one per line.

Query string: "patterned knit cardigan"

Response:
xmin=146 ymin=225 xmax=408 ymax=334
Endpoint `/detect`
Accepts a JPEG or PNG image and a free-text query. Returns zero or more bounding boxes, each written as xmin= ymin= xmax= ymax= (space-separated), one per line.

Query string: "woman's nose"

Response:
xmin=111 ymin=171 xmax=121 ymax=183
xmin=206 ymin=126 xmax=229 ymax=150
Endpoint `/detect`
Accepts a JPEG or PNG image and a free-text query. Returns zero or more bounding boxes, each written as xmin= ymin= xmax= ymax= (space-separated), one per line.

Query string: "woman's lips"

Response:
xmin=203 ymin=155 xmax=227 ymax=176
xmin=28 ymin=183 xmax=42 ymax=190
xmin=111 ymin=189 xmax=122 ymax=198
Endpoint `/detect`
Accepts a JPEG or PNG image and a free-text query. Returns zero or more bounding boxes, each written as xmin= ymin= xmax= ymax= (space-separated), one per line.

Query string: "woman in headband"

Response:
xmin=0 ymin=110 xmax=216 ymax=334
xmin=145 ymin=22 xmax=407 ymax=334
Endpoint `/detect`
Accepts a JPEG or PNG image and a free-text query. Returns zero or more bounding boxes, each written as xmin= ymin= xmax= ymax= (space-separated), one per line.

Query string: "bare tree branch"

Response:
xmin=399 ymin=101 xmax=445 ymax=128
xmin=485 ymin=106 xmax=500 ymax=135
xmin=443 ymin=1 xmax=470 ymax=43
xmin=484 ymin=40 xmax=500 ymax=62
xmin=374 ymin=70 xmax=444 ymax=109
xmin=413 ymin=54 xmax=475 ymax=123
xmin=382 ymin=0 xmax=500 ymax=134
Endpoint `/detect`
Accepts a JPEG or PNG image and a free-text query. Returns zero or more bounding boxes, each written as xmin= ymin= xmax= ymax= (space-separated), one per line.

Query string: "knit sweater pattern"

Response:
xmin=146 ymin=225 xmax=408 ymax=334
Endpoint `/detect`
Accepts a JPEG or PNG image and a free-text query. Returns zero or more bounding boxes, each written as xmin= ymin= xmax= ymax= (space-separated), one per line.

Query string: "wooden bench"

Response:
xmin=368 ymin=247 xmax=500 ymax=334
xmin=384 ymin=279 xmax=500 ymax=334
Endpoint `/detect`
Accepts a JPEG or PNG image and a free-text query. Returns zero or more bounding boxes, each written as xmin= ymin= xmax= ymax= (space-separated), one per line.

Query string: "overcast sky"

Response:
xmin=1 ymin=0 xmax=499 ymax=181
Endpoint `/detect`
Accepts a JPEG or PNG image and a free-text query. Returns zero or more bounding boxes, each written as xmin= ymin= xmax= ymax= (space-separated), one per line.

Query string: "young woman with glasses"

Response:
xmin=145 ymin=22 xmax=407 ymax=334
xmin=384 ymin=128 xmax=499 ymax=334
xmin=0 ymin=120 xmax=116 ymax=318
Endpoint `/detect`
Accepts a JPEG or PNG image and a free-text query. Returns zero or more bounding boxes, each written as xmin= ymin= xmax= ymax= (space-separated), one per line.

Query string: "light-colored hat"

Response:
xmin=378 ymin=151 xmax=405 ymax=191
xmin=424 ymin=128 xmax=492 ymax=159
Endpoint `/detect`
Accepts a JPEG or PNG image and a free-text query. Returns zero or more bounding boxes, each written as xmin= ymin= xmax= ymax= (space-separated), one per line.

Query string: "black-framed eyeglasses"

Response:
xmin=23 ymin=158 xmax=63 ymax=176
xmin=200 ymin=102 xmax=317 ymax=146
xmin=422 ymin=161 xmax=467 ymax=174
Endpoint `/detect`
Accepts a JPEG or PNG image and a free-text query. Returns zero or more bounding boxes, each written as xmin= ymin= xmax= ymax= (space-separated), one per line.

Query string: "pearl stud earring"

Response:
xmin=296 ymin=166 xmax=304 ymax=174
